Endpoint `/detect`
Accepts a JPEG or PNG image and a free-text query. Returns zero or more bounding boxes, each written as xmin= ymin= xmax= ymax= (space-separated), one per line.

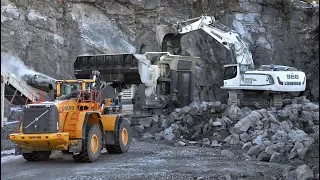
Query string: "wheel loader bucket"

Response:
xmin=156 ymin=24 xmax=180 ymax=51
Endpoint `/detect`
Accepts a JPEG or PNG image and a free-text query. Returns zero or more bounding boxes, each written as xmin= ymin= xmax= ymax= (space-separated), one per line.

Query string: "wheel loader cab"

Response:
xmin=56 ymin=80 xmax=94 ymax=99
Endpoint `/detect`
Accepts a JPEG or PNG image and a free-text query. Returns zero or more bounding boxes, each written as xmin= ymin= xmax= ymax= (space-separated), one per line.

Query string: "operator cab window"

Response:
xmin=60 ymin=83 xmax=82 ymax=96
xmin=223 ymin=66 xmax=237 ymax=80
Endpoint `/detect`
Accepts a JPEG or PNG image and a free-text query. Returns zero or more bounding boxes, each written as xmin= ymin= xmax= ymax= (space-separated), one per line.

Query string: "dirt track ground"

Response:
xmin=1 ymin=140 xmax=291 ymax=180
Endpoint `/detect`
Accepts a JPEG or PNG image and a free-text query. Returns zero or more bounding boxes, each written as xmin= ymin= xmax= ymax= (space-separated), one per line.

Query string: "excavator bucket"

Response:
xmin=156 ymin=24 xmax=182 ymax=52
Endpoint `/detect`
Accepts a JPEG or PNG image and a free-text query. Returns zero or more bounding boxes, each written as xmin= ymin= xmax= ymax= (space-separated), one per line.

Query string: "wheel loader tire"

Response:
xmin=106 ymin=119 xmax=131 ymax=154
xmin=22 ymin=151 xmax=51 ymax=161
xmin=73 ymin=124 xmax=102 ymax=163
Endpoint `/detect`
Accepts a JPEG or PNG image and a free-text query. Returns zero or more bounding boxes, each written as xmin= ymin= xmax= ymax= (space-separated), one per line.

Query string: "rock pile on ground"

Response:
xmin=2 ymin=121 xmax=19 ymax=150
xmin=132 ymin=96 xmax=319 ymax=166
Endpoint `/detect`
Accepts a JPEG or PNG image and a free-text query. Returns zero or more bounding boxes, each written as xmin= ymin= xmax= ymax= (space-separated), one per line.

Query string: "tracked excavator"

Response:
xmin=156 ymin=15 xmax=306 ymax=107
xmin=9 ymin=52 xmax=197 ymax=162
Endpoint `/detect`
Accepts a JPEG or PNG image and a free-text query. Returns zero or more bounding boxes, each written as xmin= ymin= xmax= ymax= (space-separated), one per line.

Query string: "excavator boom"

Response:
xmin=156 ymin=15 xmax=254 ymax=67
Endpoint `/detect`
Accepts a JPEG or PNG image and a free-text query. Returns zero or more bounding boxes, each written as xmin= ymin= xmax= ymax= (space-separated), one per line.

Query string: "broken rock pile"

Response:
xmin=131 ymin=96 xmax=319 ymax=164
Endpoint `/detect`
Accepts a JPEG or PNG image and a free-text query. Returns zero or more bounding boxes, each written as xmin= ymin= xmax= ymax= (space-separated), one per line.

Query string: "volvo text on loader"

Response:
xmin=156 ymin=15 xmax=306 ymax=107
xmin=9 ymin=52 xmax=198 ymax=162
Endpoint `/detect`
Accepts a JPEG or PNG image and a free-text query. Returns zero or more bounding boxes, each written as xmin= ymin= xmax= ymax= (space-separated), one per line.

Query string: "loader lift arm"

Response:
xmin=156 ymin=15 xmax=254 ymax=68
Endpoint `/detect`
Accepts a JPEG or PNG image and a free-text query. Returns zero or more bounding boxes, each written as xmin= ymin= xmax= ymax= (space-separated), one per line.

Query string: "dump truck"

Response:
xmin=9 ymin=52 xmax=198 ymax=162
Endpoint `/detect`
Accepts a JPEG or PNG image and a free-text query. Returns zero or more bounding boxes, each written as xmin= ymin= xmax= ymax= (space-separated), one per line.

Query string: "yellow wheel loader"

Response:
xmin=9 ymin=52 xmax=198 ymax=162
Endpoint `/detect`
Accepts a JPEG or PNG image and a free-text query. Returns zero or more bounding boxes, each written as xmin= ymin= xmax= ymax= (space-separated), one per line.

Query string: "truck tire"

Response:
xmin=22 ymin=151 xmax=51 ymax=161
xmin=73 ymin=124 xmax=102 ymax=162
xmin=106 ymin=119 xmax=131 ymax=154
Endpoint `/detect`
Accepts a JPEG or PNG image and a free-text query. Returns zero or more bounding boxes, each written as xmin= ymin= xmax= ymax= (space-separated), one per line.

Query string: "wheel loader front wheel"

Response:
xmin=22 ymin=151 xmax=51 ymax=161
xmin=106 ymin=119 xmax=131 ymax=154
xmin=73 ymin=124 xmax=102 ymax=163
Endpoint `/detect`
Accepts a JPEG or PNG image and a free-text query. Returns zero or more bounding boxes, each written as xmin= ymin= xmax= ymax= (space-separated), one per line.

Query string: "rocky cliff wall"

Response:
xmin=1 ymin=0 xmax=319 ymax=101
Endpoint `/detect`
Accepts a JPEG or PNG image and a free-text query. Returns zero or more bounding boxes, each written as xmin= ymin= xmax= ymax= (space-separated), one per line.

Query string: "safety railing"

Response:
xmin=25 ymin=90 xmax=47 ymax=105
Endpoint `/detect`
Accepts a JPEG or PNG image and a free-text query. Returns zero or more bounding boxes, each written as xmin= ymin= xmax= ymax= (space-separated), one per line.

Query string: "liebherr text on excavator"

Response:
xmin=156 ymin=15 xmax=306 ymax=107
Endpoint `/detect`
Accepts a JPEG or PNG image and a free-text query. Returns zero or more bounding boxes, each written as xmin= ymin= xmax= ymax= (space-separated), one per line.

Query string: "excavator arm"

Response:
xmin=156 ymin=15 xmax=254 ymax=68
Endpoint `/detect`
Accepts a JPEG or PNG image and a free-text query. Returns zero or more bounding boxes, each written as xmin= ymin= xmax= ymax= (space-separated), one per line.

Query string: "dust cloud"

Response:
xmin=1 ymin=51 xmax=56 ymax=84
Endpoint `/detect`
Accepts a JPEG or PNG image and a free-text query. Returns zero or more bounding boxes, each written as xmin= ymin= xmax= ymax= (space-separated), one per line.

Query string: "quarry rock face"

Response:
xmin=1 ymin=0 xmax=319 ymax=102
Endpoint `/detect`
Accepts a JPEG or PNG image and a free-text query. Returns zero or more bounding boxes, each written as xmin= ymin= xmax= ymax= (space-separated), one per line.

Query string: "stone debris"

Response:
xmin=221 ymin=150 xmax=235 ymax=158
xmin=131 ymin=96 xmax=319 ymax=164
xmin=283 ymin=164 xmax=314 ymax=180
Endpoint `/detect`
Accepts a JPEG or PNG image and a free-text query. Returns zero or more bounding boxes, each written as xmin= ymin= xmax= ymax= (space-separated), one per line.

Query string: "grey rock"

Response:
xmin=198 ymin=102 xmax=208 ymax=113
xmin=212 ymin=121 xmax=222 ymax=127
xmin=280 ymin=121 xmax=293 ymax=133
xmin=202 ymin=138 xmax=211 ymax=147
xmin=221 ymin=117 xmax=233 ymax=128
xmin=257 ymin=151 xmax=271 ymax=161
xmin=134 ymin=125 xmax=144 ymax=133
xmin=296 ymin=164 xmax=314 ymax=180
xmin=154 ymin=131 xmax=164 ymax=140
xmin=231 ymin=111 xmax=262 ymax=134
xmin=291 ymin=139 xmax=314 ymax=160
xmin=247 ymin=145 xmax=263 ymax=156
xmin=242 ymin=142 xmax=253 ymax=151
xmin=223 ymin=104 xmax=242 ymax=122
xmin=221 ymin=149 xmax=235 ymax=158
xmin=224 ymin=134 xmax=241 ymax=145
xmin=253 ymin=135 xmax=263 ymax=145
xmin=257 ymin=108 xmax=268 ymax=119
xmin=272 ymin=130 xmax=288 ymax=142
xmin=270 ymin=123 xmax=282 ymax=133
xmin=302 ymin=102 xmax=319 ymax=112
xmin=184 ymin=114 xmax=194 ymax=126
xmin=210 ymin=140 xmax=222 ymax=147
xmin=171 ymin=112 xmax=180 ymax=121
xmin=312 ymin=112 xmax=319 ymax=125
xmin=300 ymin=111 xmax=313 ymax=121
xmin=170 ymin=123 xmax=179 ymax=130
xmin=278 ymin=110 xmax=289 ymax=120
xmin=282 ymin=166 xmax=295 ymax=180
xmin=224 ymin=174 xmax=232 ymax=180
xmin=285 ymin=170 xmax=298 ymax=180
xmin=181 ymin=106 xmax=191 ymax=114
xmin=160 ymin=118 xmax=170 ymax=129
xmin=188 ymin=141 xmax=198 ymax=145
xmin=263 ymin=140 xmax=272 ymax=146
xmin=189 ymin=106 xmax=199 ymax=116
xmin=243 ymin=153 xmax=252 ymax=160
xmin=142 ymin=132 xmax=154 ymax=139
xmin=178 ymin=141 xmax=186 ymax=146
xmin=195 ymin=177 xmax=204 ymax=180
xmin=288 ymin=149 xmax=298 ymax=160
xmin=269 ymin=152 xmax=286 ymax=163
xmin=240 ymin=132 xmax=250 ymax=142
xmin=255 ymin=120 xmax=263 ymax=130
xmin=163 ymin=127 xmax=175 ymax=141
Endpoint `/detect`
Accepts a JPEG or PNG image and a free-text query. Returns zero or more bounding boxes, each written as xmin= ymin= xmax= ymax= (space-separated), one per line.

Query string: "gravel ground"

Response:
xmin=1 ymin=140 xmax=290 ymax=180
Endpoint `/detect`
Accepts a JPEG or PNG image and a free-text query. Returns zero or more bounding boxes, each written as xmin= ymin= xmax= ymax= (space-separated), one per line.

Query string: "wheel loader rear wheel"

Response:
xmin=106 ymin=119 xmax=131 ymax=154
xmin=73 ymin=124 xmax=102 ymax=163
xmin=22 ymin=151 xmax=51 ymax=161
